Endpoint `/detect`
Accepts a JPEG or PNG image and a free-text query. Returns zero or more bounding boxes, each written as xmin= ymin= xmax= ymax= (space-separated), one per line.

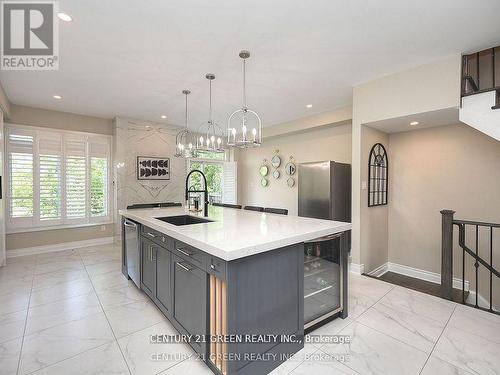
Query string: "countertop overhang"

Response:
xmin=119 ymin=206 xmax=352 ymax=261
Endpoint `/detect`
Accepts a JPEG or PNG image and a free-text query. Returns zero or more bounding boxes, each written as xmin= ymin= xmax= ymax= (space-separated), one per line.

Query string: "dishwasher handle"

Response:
xmin=123 ymin=220 xmax=137 ymax=228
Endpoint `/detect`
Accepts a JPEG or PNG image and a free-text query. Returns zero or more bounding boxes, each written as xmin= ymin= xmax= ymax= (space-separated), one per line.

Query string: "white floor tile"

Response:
xmin=80 ymin=250 xmax=121 ymax=266
xmin=32 ymin=269 xmax=89 ymax=290
xmin=378 ymin=286 xmax=456 ymax=325
xmin=26 ymin=292 xmax=102 ymax=335
xmin=34 ymin=260 xmax=84 ymax=275
xmin=160 ymin=356 xmax=214 ymax=375
xmin=290 ymin=352 xmax=359 ymax=375
xmin=421 ymin=355 xmax=475 ymax=375
xmin=91 ymin=270 xmax=133 ymax=292
xmin=105 ymin=300 xmax=166 ymax=338
xmin=29 ymin=278 xmax=95 ymax=307
xmin=357 ymin=301 xmax=445 ymax=352
xmin=321 ymin=322 xmax=428 ymax=375
xmin=0 ymin=290 xmax=31 ymax=315
xmin=0 ymin=309 xmax=27 ymax=344
xmin=434 ymin=324 xmax=500 ymax=375
xmin=269 ymin=343 xmax=319 ymax=375
xmin=348 ymin=292 xmax=378 ymax=319
xmin=85 ymin=260 xmax=122 ymax=278
xmin=36 ymin=250 xmax=82 ymax=264
xmin=118 ymin=320 xmax=193 ymax=375
xmin=97 ymin=284 xmax=148 ymax=310
xmin=307 ymin=317 xmax=353 ymax=349
xmin=349 ymin=274 xmax=394 ymax=300
xmin=19 ymin=312 xmax=115 ymax=375
xmin=0 ymin=337 xmax=23 ymax=375
xmin=29 ymin=342 xmax=130 ymax=375
xmin=447 ymin=304 xmax=500 ymax=344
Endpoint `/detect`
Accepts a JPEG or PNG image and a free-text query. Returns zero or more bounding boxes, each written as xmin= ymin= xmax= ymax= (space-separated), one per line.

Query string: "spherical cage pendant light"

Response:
xmin=227 ymin=50 xmax=262 ymax=148
xmin=175 ymin=90 xmax=197 ymax=158
xmin=196 ymin=74 xmax=225 ymax=154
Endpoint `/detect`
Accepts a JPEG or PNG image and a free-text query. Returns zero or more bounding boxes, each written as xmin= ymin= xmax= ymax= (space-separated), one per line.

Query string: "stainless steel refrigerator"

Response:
xmin=298 ymin=161 xmax=351 ymax=330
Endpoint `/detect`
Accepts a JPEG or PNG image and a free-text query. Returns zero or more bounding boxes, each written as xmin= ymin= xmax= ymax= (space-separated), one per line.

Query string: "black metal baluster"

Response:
xmin=462 ymin=225 xmax=466 ymax=304
xmin=475 ymin=225 xmax=479 ymax=308
xmin=490 ymin=226 xmax=493 ymax=312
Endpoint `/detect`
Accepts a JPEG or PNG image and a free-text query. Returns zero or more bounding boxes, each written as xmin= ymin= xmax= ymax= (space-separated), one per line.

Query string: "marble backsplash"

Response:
xmin=114 ymin=117 xmax=186 ymax=240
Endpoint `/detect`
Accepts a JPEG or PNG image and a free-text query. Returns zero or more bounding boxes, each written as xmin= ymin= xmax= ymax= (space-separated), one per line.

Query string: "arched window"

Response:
xmin=368 ymin=143 xmax=388 ymax=207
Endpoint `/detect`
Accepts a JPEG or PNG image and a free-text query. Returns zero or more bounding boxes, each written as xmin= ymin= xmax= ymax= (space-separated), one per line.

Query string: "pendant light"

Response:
xmin=196 ymin=74 xmax=224 ymax=153
xmin=227 ymin=50 xmax=262 ymax=148
xmin=175 ymin=90 xmax=196 ymax=158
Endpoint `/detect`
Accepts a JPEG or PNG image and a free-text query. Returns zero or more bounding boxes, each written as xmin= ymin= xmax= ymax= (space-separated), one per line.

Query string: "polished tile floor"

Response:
xmin=0 ymin=244 xmax=499 ymax=375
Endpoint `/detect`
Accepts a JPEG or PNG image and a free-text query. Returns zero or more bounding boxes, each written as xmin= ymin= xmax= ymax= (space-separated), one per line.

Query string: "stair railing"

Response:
xmin=441 ymin=210 xmax=500 ymax=314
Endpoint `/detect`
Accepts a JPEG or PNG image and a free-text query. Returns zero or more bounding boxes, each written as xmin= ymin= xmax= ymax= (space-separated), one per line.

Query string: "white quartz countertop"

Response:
xmin=119 ymin=206 xmax=352 ymax=261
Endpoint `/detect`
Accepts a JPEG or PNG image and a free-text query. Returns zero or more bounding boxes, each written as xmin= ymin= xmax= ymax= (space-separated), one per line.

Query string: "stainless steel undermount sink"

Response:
xmin=155 ymin=215 xmax=212 ymax=226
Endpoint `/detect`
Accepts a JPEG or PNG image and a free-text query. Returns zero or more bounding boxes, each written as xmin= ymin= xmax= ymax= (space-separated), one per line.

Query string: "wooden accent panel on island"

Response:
xmin=210 ymin=275 xmax=228 ymax=375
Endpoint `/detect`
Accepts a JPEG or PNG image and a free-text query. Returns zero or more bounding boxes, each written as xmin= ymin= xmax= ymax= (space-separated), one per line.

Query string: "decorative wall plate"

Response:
xmin=272 ymin=170 xmax=280 ymax=179
xmin=287 ymin=177 xmax=295 ymax=187
xmin=261 ymin=178 xmax=269 ymax=187
xmin=271 ymin=155 xmax=281 ymax=168
xmin=285 ymin=162 xmax=296 ymax=176
xmin=259 ymin=165 xmax=269 ymax=176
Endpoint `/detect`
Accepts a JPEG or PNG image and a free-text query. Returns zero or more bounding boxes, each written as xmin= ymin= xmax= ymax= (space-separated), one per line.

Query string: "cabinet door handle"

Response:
xmin=147 ymin=232 xmax=156 ymax=238
xmin=149 ymin=246 xmax=153 ymax=261
xmin=177 ymin=248 xmax=192 ymax=257
xmin=123 ymin=221 xmax=136 ymax=228
xmin=177 ymin=262 xmax=193 ymax=272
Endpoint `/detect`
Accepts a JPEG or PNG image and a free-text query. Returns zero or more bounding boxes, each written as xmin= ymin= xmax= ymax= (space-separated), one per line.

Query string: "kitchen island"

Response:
xmin=120 ymin=205 xmax=351 ymax=375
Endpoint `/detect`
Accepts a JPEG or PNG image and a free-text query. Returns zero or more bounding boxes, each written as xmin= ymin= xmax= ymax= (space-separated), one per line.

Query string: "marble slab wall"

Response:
xmin=113 ymin=117 xmax=186 ymax=240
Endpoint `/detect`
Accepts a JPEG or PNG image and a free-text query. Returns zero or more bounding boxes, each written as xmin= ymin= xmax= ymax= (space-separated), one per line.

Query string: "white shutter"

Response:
xmin=39 ymin=134 xmax=62 ymax=222
xmin=223 ymin=161 xmax=237 ymax=204
xmin=7 ymin=130 xmax=34 ymax=224
xmin=65 ymin=138 xmax=87 ymax=220
xmin=89 ymin=138 xmax=110 ymax=219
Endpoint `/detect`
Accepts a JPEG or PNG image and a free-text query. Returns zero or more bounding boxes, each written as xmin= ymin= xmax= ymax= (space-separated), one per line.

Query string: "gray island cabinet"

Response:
xmin=120 ymin=206 xmax=351 ymax=375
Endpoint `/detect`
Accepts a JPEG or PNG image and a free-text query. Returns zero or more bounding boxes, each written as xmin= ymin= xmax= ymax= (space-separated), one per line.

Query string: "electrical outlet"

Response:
xmin=100 ymin=225 xmax=106 ymax=231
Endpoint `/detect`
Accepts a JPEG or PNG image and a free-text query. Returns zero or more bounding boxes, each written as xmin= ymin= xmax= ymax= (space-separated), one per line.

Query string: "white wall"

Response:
xmin=113 ymin=117 xmax=186 ymax=239
xmin=360 ymin=125 xmax=389 ymax=273
xmin=352 ymin=56 xmax=461 ymax=265
xmin=238 ymin=123 xmax=352 ymax=215
xmin=388 ymin=123 xmax=500 ymax=305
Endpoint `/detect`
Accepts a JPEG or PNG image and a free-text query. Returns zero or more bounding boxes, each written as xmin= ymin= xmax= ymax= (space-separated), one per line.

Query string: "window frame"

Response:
xmin=5 ymin=123 xmax=113 ymax=233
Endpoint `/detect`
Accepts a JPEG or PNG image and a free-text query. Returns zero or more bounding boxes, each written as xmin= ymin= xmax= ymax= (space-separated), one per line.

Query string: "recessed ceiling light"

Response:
xmin=57 ymin=12 xmax=72 ymax=22
xmin=306 ymin=104 xmax=313 ymax=108
xmin=410 ymin=121 xmax=419 ymax=126
xmin=161 ymin=115 xmax=167 ymax=119
xmin=53 ymin=95 xmax=62 ymax=99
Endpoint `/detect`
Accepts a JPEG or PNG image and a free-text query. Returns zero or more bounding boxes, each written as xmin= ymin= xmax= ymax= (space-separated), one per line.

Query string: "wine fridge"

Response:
xmin=298 ymin=161 xmax=351 ymax=330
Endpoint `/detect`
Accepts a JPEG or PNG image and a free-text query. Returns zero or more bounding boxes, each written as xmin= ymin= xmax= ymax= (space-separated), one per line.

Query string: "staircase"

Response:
xmin=459 ymin=46 xmax=500 ymax=141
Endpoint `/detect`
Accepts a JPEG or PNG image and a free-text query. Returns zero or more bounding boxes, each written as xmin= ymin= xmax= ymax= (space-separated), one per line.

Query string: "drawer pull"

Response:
xmin=147 ymin=232 xmax=156 ymax=238
xmin=210 ymin=264 xmax=216 ymax=270
xmin=177 ymin=248 xmax=192 ymax=257
xmin=177 ymin=262 xmax=193 ymax=272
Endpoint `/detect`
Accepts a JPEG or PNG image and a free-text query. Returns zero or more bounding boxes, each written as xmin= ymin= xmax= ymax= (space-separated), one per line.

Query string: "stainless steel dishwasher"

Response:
xmin=123 ymin=219 xmax=140 ymax=288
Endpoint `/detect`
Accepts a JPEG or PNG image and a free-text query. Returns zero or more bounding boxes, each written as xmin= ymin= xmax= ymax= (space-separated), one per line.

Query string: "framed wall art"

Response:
xmin=137 ymin=156 xmax=170 ymax=180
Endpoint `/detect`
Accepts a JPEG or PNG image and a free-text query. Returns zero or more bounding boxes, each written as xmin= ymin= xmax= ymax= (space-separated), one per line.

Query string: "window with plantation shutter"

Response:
xmin=8 ymin=131 xmax=34 ymax=222
xmin=39 ymin=135 xmax=62 ymax=222
xmin=65 ymin=139 xmax=87 ymax=220
xmin=6 ymin=125 xmax=112 ymax=231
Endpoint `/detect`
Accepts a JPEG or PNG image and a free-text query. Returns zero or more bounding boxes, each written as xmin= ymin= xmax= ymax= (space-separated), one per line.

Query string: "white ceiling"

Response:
xmin=366 ymin=107 xmax=460 ymax=134
xmin=1 ymin=0 xmax=500 ymax=128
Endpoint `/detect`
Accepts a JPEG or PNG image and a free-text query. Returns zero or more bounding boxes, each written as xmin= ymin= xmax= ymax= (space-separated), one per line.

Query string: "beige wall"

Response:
xmin=238 ymin=123 xmax=352 ymax=216
xmin=9 ymin=104 xmax=113 ymax=135
xmin=388 ymin=123 xmax=500 ymax=304
xmin=7 ymin=224 xmax=114 ymax=250
xmin=360 ymin=126 xmax=389 ymax=272
xmin=6 ymin=105 xmax=114 ymax=252
xmin=351 ymin=56 xmax=461 ymax=265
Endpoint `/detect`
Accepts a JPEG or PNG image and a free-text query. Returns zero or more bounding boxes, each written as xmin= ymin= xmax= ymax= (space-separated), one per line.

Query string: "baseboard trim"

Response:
xmin=466 ymin=291 xmax=499 ymax=312
xmin=6 ymin=237 xmax=115 ymax=258
xmin=349 ymin=262 xmax=365 ymax=275
xmin=367 ymin=261 xmax=470 ymax=291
